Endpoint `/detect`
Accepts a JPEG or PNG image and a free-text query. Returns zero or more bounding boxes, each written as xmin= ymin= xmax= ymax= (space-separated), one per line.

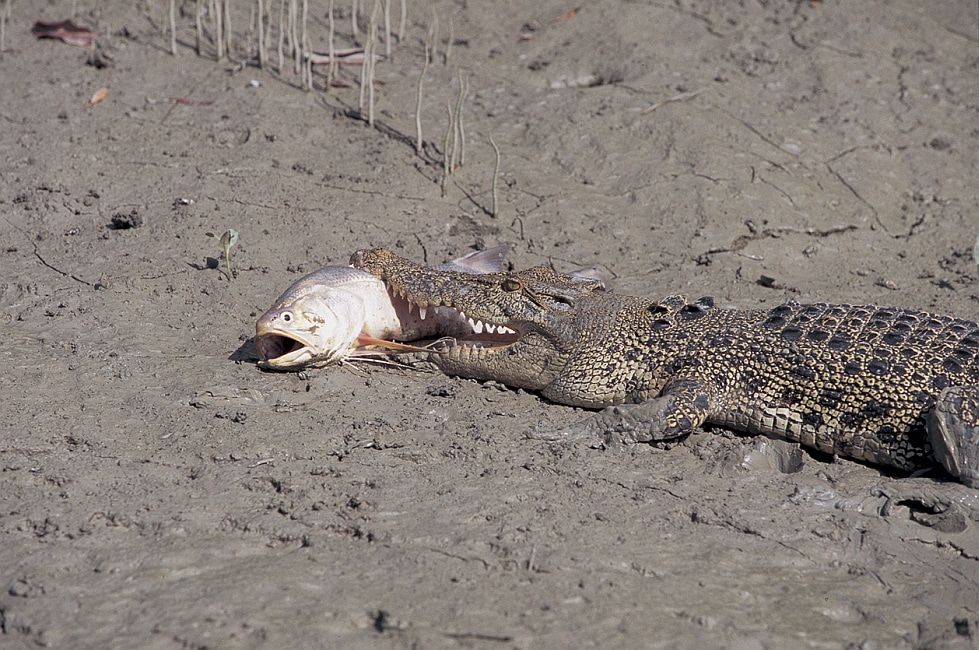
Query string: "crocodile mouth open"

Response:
xmin=385 ymin=284 xmax=521 ymax=349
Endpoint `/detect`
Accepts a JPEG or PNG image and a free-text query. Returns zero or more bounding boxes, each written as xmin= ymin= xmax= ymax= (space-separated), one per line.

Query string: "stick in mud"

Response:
xmin=215 ymin=0 xmax=224 ymax=59
xmin=223 ymin=0 xmax=232 ymax=61
xmin=358 ymin=11 xmax=369 ymax=111
xmin=398 ymin=0 xmax=406 ymax=41
xmin=277 ymin=0 xmax=285 ymax=73
xmin=429 ymin=6 xmax=439 ymax=63
xmin=284 ymin=0 xmax=292 ymax=72
xmin=195 ymin=0 xmax=203 ymax=56
xmin=453 ymin=71 xmax=467 ymax=168
xmin=326 ymin=0 xmax=336 ymax=87
xmin=366 ymin=0 xmax=380 ymax=125
xmin=301 ymin=0 xmax=311 ymax=90
xmin=0 ymin=0 xmax=7 ymax=58
xmin=383 ymin=0 xmax=391 ymax=57
xmin=291 ymin=0 xmax=300 ymax=74
xmin=169 ymin=0 xmax=177 ymax=55
xmin=263 ymin=0 xmax=274 ymax=69
xmin=415 ymin=43 xmax=430 ymax=154
xmin=257 ymin=0 xmax=266 ymax=69
xmin=441 ymin=100 xmax=453 ymax=197
xmin=489 ymin=133 xmax=501 ymax=218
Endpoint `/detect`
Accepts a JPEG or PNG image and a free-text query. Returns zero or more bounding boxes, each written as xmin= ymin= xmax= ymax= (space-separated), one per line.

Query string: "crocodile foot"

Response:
xmin=532 ymin=396 xmax=685 ymax=449
xmin=928 ymin=386 xmax=979 ymax=488
xmin=873 ymin=478 xmax=979 ymax=533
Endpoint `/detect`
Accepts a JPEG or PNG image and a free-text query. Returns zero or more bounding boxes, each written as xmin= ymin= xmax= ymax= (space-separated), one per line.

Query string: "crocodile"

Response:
xmin=350 ymin=247 xmax=979 ymax=493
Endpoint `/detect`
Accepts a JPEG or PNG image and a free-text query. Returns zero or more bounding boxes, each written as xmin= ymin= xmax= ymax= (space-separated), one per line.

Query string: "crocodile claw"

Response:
xmin=532 ymin=396 xmax=685 ymax=449
xmin=873 ymin=479 xmax=979 ymax=533
xmin=531 ymin=417 xmax=610 ymax=449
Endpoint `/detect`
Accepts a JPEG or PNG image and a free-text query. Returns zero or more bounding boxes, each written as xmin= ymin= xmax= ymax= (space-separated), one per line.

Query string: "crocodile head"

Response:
xmin=350 ymin=248 xmax=607 ymax=390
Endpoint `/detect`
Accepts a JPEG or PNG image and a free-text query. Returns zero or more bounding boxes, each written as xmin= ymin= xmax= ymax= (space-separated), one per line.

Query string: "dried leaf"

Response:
xmin=86 ymin=87 xmax=108 ymax=108
xmin=31 ymin=19 xmax=96 ymax=47
xmin=555 ymin=7 xmax=580 ymax=22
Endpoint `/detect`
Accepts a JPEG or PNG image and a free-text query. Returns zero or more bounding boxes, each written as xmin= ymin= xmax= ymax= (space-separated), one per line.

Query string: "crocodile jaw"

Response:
xmin=379 ymin=283 xmax=568 ymax=388
xmin=431 ymin=331 xmax=567 ymax=391
xmin=382 ymin=283 xmax=521 ymax=346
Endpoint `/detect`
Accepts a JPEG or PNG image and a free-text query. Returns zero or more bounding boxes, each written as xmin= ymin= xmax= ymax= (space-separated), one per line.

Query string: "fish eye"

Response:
xmin=281 ymin=312 xmax=292 ymax=322
xmin=502 ymin=278 xmax=522 ymax=292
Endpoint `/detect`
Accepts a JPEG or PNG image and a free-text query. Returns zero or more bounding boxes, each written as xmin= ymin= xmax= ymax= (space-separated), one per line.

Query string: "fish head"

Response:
xmin=255 ymin=293 xmax=365 ymax=369
xmin=254 ymin=249 xmax=513 ymax=371
xmin=255 ymin=270 xmax=373 ymax=369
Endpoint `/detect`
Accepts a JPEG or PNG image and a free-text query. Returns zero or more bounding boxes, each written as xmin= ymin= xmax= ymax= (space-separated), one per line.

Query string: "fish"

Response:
xmin=255 ymin=247 xmax=510 ymax=370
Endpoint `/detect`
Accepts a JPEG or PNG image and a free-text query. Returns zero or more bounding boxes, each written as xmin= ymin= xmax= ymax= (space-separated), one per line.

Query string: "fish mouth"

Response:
xmin=254 ymin=327 xmax=319 ymax=369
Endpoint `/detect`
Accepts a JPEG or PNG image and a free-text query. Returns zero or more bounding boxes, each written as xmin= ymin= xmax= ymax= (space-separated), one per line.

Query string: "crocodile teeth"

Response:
xmin=450 ymin=309 xmax=516 ymax=336
xmin=419 ymin=306 xmax=427 ymax=320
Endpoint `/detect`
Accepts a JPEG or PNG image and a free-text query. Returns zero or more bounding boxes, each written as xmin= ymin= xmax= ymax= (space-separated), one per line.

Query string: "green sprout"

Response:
xmin=206 ymin=228 xmax=239 ymax=280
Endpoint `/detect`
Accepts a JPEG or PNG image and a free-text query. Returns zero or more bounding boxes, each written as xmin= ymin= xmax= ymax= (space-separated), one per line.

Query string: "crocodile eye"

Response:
xmin=502 ymin=278 xmax=522 ymax=292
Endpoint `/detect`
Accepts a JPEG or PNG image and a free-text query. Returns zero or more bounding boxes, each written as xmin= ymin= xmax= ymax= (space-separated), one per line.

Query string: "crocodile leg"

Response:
xmin=534 ymin=378 xmax=711 ymax=448
xmin=539 ymin=384 xmax=979 ymax=529
xmin=830 ymin=388 xmax=979 ymax=531
xmin=928 ymin=386 xmax=979 ymax=488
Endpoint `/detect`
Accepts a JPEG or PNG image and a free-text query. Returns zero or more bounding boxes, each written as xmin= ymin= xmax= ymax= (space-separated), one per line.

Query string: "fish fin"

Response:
xmin=570 ymin=267 xmax=612 ymax=290
xmin=438 ymin=246 xmax=510 ymax=273
xmin=354 ymin=334 xmax=432 ymax=353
